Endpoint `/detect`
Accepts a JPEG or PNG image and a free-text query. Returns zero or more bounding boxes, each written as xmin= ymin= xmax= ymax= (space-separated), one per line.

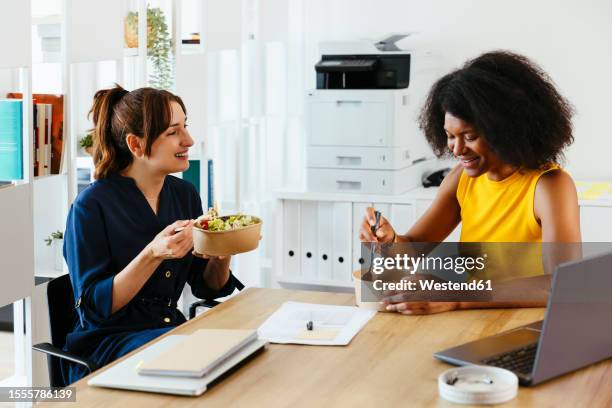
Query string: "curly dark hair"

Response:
xmin=418 ymin=51 xmax=574 ymax=169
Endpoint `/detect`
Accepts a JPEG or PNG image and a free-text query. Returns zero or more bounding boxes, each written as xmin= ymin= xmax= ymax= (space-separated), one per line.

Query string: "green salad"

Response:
xmin=196 ymin=208 xmax=257 ymax=231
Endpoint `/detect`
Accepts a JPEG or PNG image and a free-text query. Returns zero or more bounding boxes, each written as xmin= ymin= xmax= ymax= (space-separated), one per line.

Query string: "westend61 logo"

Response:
xmin=371 ymin=253 xmax=487 ymax=275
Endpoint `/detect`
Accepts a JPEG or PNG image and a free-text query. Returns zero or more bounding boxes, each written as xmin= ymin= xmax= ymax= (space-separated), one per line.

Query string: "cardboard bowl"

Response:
xmin=352 ymin=269 xmax=386 ymax=312
xmin=193 ymin=216 xmax=262 ymax=257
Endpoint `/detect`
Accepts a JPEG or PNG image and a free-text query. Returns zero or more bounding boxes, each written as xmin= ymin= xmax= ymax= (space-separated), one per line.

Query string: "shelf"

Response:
xmin=0 ymin=181 xmax=27 ymax=195
xmin=33 ymin=173 xmax=66 ymax=182
xmin=181 ymin=43 xmax=204 ymax=55
xmin=35 ymin=267 xmax=65 ymax=280
xmin=124 ymin=48 xmax=139 ymax=57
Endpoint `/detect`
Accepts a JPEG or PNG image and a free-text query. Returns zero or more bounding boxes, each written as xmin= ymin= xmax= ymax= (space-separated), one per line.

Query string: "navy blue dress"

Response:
xmin=61 ymin=173 xmax=237 ymax=384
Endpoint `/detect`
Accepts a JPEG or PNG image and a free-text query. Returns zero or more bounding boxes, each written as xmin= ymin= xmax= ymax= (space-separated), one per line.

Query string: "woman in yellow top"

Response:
xmin=360 ymin=51 xmax=581 ymax=314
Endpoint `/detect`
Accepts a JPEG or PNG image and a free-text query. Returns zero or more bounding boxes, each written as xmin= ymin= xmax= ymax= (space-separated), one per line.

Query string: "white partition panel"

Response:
xmin=175 ymin=53 xmax=208 ymax=149
xmin=0 ymin=0 xmax=30 ymax=69
xmin=65 ymin=0 xmax=125 ymax=63
xmin=204 ymin=0 xmax=242 ymax=51
xmin=260 ymin=0 xmax=288 ymax=42
xmin=33 ymin=175 xmax=68 ymax=277
xmin=0 ymin=184 xmax=34 ymax=306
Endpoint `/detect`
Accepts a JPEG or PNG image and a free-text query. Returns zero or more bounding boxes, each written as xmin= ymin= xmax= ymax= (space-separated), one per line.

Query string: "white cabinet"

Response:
xmin=307 ymin=161 xmax=429 ymax=195
xmin=308 ymin=90 xmax=392 ymax=147
xmin=307 ymin=146 xmax=412 ymax=171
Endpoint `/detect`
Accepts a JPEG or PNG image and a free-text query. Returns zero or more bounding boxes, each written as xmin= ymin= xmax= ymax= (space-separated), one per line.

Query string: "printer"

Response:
xmin=315 ymin=35 xmax=411 ymax=89
xmin=306 ymin=35 xmax=438 ymax=195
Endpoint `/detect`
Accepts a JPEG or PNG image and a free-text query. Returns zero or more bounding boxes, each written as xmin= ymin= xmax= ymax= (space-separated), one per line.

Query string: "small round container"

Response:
xmin=352 ymin=269 xmax=386 ymax=311
xmin=193 ymin=215 xmax=262 ymax=257
xmin=438 ymin=365 xmax=518 ymax=405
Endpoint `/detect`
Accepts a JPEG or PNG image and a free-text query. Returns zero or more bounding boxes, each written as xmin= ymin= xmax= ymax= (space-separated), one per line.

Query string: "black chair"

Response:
xmin=188 ymin=276 xmax=245 ymax=319
xmin=32 ymin=274 xmax=98 ymax=388
xmin=34 ymin=274 xmax=245 ymax=387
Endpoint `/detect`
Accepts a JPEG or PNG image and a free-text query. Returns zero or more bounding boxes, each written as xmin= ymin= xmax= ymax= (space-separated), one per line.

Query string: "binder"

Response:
xmin=352 ymin=202 xmax=372 ymax=275
xmin=300 ymin=200 xmax=318 ymax=280
xmin=332 ymin=202 xmax=352 ymax=282
xmin=0 ymin=100 xmax=23 ymax=181
xmin=283 ymin=200 xmax=301 ymax=277
xmin=37 ymin=105 xmax=45 ymax=175
xmin=317 ymin=201 xmax=334 ymax=281
xmin=45 ymin=104 xmax=52 ymax=174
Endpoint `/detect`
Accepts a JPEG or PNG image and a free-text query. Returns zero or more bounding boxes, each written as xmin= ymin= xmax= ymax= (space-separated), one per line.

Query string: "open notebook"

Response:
xmin=138 ymin=329 xmax=258 ymax=378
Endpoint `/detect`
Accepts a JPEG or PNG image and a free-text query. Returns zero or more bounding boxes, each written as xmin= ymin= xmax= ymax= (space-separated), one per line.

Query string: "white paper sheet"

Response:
xmin=257 ymin=301 xmax=376 ymax=345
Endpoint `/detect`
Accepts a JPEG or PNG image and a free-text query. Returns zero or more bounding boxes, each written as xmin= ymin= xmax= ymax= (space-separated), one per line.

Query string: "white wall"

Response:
xmin=299 ymin=0 xmax=612 ymax=180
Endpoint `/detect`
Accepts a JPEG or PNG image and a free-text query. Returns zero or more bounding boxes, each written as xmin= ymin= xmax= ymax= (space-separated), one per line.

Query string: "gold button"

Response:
xmin=163 ymin=317 xmax=171 ymax=323
xmin=165 ymin=270 xmax=172 ymax=278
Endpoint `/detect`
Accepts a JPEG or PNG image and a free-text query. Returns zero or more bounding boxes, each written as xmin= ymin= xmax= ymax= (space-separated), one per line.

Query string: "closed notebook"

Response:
xmin=138 ymin=329 xmax=257 ymax=378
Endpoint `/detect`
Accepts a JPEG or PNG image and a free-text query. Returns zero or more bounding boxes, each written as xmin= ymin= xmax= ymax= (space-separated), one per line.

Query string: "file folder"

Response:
xmin=300 ymin=201 xmax=319 ymax=280
xmin=352 ymin=202 xmax=372 ymax=274
xmin=317 ymin=201 xmax=334 ymax=281
xmin=283 ymin=200 xmax=301 ymax=277
xmin=332 ymin=202 xmax=352 ymax=282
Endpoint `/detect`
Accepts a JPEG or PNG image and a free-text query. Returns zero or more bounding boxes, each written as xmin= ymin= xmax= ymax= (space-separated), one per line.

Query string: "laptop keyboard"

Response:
xmin=481 ymin=343 xmax=538 ymax=375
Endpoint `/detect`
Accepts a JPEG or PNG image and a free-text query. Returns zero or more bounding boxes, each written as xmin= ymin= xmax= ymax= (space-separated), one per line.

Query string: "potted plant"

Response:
xmin=79 ymin=132 xmax=94 ymax=156
xmin=124 ymin=7 xmax=174 ymax=90
xmin=45 ymin=230 xmax=64 ymax=271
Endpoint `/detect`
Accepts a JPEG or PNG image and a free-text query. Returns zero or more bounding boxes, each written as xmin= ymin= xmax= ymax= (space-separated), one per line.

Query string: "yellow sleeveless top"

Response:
xmin=456 ymin=165 xmax=560 ymax=242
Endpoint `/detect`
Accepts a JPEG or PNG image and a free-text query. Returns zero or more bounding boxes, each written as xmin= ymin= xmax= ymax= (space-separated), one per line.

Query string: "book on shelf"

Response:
xmin=33 ymin=103 xmax=53 ymax=176
xmin=7 ymin=93 xmax=64 ymax=175
xmin=0 ymin=100 xmax=23 ymax=181
xmin=207 ymin=159 xmax=214 ymax=210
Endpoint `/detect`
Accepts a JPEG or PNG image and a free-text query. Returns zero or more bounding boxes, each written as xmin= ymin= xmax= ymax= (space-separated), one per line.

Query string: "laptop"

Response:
xmin=434 ymin=250 xmax=612 ymax=386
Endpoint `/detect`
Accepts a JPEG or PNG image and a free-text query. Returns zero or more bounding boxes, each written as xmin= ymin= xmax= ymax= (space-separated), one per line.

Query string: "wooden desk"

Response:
xmin=53 ymin=288 xmax=611 ymax=407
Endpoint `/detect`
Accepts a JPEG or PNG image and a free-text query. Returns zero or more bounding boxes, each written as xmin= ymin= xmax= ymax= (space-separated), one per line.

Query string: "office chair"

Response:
xmin=188 ymin=275 xmax=245 ymax=319
xmin=33 ymin=274 xmax=245 ymax=386
xmin=32 ymin=274 xmax=98 ymax=387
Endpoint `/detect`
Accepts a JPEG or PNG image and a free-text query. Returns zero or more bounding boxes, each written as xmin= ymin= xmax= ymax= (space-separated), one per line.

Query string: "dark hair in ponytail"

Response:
xmin=89 ymin=84 xmax=187 ymax=179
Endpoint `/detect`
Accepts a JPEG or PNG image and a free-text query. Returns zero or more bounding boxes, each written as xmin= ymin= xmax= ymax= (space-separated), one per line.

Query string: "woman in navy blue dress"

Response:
xmin=62 ymin=85 xmax=238 ymax=384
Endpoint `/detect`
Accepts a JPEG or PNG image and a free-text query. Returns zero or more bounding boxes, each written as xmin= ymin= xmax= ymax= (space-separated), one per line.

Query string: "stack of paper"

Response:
xmin=258 ymin=301 xmax=376 ymax=346
xmin=576 ymin=181 xmax=612 ymax=201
